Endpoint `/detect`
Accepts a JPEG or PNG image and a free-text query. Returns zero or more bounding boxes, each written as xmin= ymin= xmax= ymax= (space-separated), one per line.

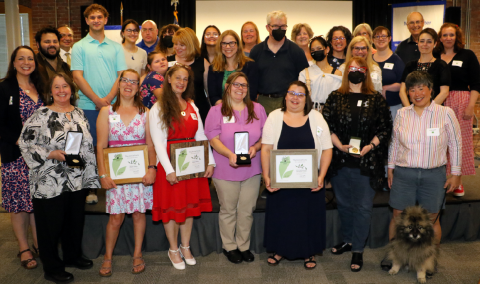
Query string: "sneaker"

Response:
xmin=453 ymin=185 xmax=464 ymax=197
xmin=86 ymin=190 xmax=98 ymax=204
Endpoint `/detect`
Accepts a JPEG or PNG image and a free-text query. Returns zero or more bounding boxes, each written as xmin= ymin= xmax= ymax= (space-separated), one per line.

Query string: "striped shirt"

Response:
xmin=388 ymin=101 xmax=462 ymax=175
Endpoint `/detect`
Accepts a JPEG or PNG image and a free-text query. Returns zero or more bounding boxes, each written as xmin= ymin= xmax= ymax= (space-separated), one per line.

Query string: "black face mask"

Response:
xmin=348 ymin=71 xmax=366 ymax=84
xmin=162 ymin=35 xmax=173 ymax=48
xmin=311 ymin=50 xmax=326 ymax=62
xmin=272 ymin=29 xmax=286 ymax=41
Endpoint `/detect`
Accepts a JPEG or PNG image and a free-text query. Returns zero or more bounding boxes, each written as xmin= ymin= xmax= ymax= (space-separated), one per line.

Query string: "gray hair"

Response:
xmin=405 ymin=71 xmax=433 ymax=91
xmin=406 ymin=11 xmax=424 ymax=22
xmin=266 ymin=10 xmax=287 ymax=25
xmin=353 ymin=23 xmax=373 ymax=43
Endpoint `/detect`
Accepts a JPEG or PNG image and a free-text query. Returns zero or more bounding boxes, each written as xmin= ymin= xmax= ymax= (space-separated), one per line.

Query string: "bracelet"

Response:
xmin=148 ymin=165 xmax=157 ymax=170
xmin=99 ymin=174 xmax=108 ymax=179
xmin=370 ymin=143 xmax=376 ymax=149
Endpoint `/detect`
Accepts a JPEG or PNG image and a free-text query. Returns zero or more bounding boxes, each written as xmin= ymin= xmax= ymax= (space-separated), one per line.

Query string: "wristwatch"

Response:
xmin=148 ymin=165 xmax=157 ymax=170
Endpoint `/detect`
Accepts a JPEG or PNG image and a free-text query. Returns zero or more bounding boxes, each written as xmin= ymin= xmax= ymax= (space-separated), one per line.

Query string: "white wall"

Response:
xmin=196 ymin=1 xmax=352 ymax=42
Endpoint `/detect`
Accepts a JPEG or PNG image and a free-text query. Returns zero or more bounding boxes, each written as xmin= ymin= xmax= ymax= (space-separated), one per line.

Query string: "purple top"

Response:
xmin=205 ymin=102 xmax=267 ymax=181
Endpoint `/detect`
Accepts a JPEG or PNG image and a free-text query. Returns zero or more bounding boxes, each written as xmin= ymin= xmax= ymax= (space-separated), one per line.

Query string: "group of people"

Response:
xmin=0 ymin=3 xmax=477 ymax=283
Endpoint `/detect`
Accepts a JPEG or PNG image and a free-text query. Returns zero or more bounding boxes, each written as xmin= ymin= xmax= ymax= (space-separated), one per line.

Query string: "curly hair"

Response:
xmin=159 ymin=64 xmax=195 ymax=132
xmin=326 ymin=26 xmax=352 ymax=57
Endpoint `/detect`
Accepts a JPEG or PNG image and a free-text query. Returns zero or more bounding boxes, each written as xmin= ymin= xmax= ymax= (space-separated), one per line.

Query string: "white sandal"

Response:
xmin=180 ymin=244 xmax=196 ymax=266
xmin=168 ymin=248 xmax=185 ymax=270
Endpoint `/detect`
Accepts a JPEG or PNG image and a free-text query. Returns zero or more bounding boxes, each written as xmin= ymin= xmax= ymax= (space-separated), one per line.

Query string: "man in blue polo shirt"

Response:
xmin=250 ymin=10 xmax=309 ymax=115
xmin=136 ymin=20 xmax=159 ymax=54
xmin=71 ymin=3 xmax=127 ymax=146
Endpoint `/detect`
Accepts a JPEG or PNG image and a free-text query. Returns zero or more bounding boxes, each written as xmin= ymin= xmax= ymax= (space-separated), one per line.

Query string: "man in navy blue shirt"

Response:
xmin=250 ymin=10 xmax=309 ymax=115
xmin=137 ymin=20 xmax=159 ymax=54
xmin=395 ymin=12 xmax=424 ymax=64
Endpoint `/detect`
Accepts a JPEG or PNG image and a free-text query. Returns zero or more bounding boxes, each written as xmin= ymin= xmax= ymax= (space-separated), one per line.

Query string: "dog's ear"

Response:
xmin=421 ymin=207 xmax=429 ymax=215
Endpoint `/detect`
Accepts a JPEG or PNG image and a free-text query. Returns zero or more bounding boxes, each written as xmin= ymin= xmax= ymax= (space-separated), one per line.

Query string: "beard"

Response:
xmin=40 ymin=46 xmax=60 ymax=60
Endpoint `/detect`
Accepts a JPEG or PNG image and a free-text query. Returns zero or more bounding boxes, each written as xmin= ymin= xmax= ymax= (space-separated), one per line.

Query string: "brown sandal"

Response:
xmin=132 ymin=257 xmax=145 ymax=274
xmin=17 ymin=249 xmax=37 ymax=269
xmin=99 ymin=259 xmax=112 ymax=277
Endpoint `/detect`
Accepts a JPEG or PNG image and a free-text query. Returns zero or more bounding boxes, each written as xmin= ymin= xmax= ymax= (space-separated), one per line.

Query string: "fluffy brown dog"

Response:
xmin=387 ymin=206 xmax=438 ymax=283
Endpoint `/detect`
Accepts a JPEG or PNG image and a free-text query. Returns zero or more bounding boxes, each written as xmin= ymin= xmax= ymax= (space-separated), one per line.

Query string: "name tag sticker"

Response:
xmin=452 ymin=60 xmax=463 ymax=67
xmin=168 ymin=61 xmax=177 ymax=67
xmin=190 ymin=113 xmax=198 ymax=120
xmin=9 ymin=96 xmax=13 ymax=105
xmin=384 ymin=63 xmax=394 ymax=70
xmin=109 ymin=115 xmax=120 ymax=123
xmin=371 ymin=73 xmax=378 ymax=80
xmin=317 ymin=126 xmax=323 ymax=137
xmin=223 ymin=116 xmax=235 ymax=124
xmin=427 ymin=128 xmax=440 ymax=136
xmin=357 ymin=100 xmax=362 ymax=107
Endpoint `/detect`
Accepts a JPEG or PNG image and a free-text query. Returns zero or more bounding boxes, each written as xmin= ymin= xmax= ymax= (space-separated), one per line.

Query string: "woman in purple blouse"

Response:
xmin=205 ymin=72 xmax=267 ymax=264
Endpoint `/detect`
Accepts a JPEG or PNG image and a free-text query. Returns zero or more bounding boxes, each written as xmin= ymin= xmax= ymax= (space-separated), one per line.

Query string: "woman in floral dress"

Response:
xmin=96 ymin=69 xmax=157 ymax=276
xmin=139 ymin=51 xmax=168 ymax=109
xmin=0 ymin=46 xmax=44 ymax=269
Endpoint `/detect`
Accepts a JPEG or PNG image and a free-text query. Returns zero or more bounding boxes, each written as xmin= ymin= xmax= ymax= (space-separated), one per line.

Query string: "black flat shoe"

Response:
xmin=223 ymin=249 xmax=243 ymax=264
xmin=351 ymin=252 xmax=363 ymax=272
xmin=44 ymin=271 xmax=74 ymax=283
xmin=331 ymin=242 xmax=352 ymax=255
xmin=240 ymin=250 xmax=254 ymax=262
xmin=65 ymin=256 xmax=93 ymax=270
xmin=304 ymin=256 xmax=316 ymax=270
xmin=267 ymin=254 xmax=284 ymax=266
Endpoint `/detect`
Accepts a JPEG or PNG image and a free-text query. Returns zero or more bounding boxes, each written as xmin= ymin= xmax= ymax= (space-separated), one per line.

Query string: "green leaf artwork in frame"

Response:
xmin=279 ymin=156 xmax=291 ymax=179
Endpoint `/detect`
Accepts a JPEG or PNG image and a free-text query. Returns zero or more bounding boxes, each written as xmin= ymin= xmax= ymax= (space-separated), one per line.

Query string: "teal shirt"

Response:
xmin=222 ymin=70 xmax=235 ymax=93
xmin=71 ymin=34 xmax=128 ymax=110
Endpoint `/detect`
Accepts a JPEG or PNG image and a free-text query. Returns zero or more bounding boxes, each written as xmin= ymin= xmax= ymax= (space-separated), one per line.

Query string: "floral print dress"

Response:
xmin=106 ymin=106 xmax=153 ymax=214
xmin=140 ymin=71 xmax=164 ymax=109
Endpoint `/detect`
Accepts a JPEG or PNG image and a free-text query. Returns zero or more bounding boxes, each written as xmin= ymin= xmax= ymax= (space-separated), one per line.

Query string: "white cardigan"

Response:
xmin=262 ymin=109 xmax=333 ymax=167
xmin=149 ymin=101 xmax=215 ymax=175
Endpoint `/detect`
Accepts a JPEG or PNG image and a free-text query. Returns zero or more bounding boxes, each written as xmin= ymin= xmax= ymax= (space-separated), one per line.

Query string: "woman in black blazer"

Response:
xmin=208 ymin=30 xmax=258 ymax=105
xmin=0 ymin=46 xmax=45 ymax=270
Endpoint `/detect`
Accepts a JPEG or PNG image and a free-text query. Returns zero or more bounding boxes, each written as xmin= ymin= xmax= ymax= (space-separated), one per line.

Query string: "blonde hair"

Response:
xmin=172 ymin=28 xmax=201 ymax=61
xmin=211 ymin=30 xmax=252 ymax=72
xmin=241 ymin=21 xmax=261 ymax=46
xmin=353 ymin=23 xmax=373 ymax=43
xmin=344 ymin=36 xmax=378 ymax=71
xmin=266 ymin=10 xmax=287 ymax=25
xmin=291 ymin=23 xmax=314 ymax=41
xmin=338 ymin=57 xmax=375 ymax=95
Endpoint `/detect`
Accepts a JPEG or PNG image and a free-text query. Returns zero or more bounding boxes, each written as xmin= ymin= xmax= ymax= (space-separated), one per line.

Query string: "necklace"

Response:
xmin=52 ymin=104 xmax=72 ymax=112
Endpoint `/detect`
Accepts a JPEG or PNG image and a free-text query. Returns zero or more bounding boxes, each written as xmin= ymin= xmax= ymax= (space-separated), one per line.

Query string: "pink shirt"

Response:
xmin=205 ymin=102 xmax=267 ymax=181
xmin=388 ymin=101 xmax=462 ymax=175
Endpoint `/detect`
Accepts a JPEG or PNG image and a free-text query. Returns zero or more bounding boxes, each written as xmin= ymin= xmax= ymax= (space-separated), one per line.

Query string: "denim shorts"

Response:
xmin=389 ymin=166 xmax=447 ymax=213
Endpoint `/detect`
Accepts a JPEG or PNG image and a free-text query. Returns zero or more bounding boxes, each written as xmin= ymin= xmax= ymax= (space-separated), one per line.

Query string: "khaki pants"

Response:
xmin=213 ymin=175 xmax=261 ymax=251
xmin=257 ymin=95 xmax=283 ymax=115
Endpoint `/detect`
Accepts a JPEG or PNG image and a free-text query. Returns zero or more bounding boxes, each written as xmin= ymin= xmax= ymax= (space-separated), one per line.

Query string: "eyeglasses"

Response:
xmin=232 ymin=82 xmax=248 ymax=89
xmin=125 ymin=29 xmax=139 ymax=34
xmin=287 ymin=91 xmax=306 ymax=97
xmin=353 ymin=46 xmax=368 ymax=52
xmin=348 ymin=66 xmax=367 ymax=73
xmin=269 ymin=24 xmax=288 ymax=30
xmin=332 ymin=37 xmax=346 ymax=41
xmin=373 ymin=35 xmax=389 ymax=40
xmin=221 ymin=41 xmax=237 ymax=48
xmin=205 ymin=33 xmax=219 ymax=38
xmin=174 ymin=62 xmax=191 ymax=70
xmin=408 ymin=20 xmax=424 ymax=26
xmin=120 ymin=77 xmax=139 ymax=84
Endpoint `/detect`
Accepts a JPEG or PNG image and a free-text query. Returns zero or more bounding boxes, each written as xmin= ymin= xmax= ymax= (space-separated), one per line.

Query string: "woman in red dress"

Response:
xmin=149 ymin=64 xmax=215 ymax=270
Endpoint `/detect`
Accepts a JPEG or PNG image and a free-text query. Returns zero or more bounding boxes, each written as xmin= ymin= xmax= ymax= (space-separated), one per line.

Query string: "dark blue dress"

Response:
xmin=264 ymin=118 xmax=326 ymax=259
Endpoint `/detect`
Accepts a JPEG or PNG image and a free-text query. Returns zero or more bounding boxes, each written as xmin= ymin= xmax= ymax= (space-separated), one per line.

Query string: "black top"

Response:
xmin=327 ymin=55 xmax=345 ymax=70
xmin=278 ymin=119 xmax=314 ymax=150
xmin=167 ymin=55 xmax=211 ymax=124
xmin=323 ymin=91 xmax=392 ymax=189
xmin=446 ymin=48 xmax=480 ymax=93
xmin=207 ymin=61 xmax=259 ymax=105
xmin=394 ymin=35 xmax=420 ymax=65
xmin=374 ymin=54 xmax=405 ymax=106
xmin=401 ymin=59 xmax=451 ymax=100
xmin=0 ymin=78 xmax=43 ymax=163
xmin=249 ymin=36 xmax=309 ymax=95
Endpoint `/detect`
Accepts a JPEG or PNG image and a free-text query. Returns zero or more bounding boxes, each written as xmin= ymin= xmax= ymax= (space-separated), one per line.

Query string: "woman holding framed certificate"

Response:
xmin=96 ymin=69 xmax=157 ymax=276
xmin=149 ymin=64 xmax=215 ymax=270
xmin=205 ymin=72 xmax=267 ymax=264
xmin=261 ymin=81 xmax=333 ymax=270
xmin=322 ymin=56 xmax=392 ymax=272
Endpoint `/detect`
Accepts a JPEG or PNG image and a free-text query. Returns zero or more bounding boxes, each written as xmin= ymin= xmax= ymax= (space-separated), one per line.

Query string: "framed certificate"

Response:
xmin=170 ymin=141 xmax=209 ymax=181
xmin=270 ymin=149 xmax=318 ymax=188
xmin=103 ymin=145 xmax=149 ymax=185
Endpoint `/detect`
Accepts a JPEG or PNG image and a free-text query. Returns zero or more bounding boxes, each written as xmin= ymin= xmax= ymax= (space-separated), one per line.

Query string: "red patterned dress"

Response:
xmin=151 ymin=102 xmax=212 ymax=223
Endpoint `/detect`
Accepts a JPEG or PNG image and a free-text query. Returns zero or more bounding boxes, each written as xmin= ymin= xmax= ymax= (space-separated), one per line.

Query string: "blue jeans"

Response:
xmin=331 ymin=167 xmax=376 ymax=252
